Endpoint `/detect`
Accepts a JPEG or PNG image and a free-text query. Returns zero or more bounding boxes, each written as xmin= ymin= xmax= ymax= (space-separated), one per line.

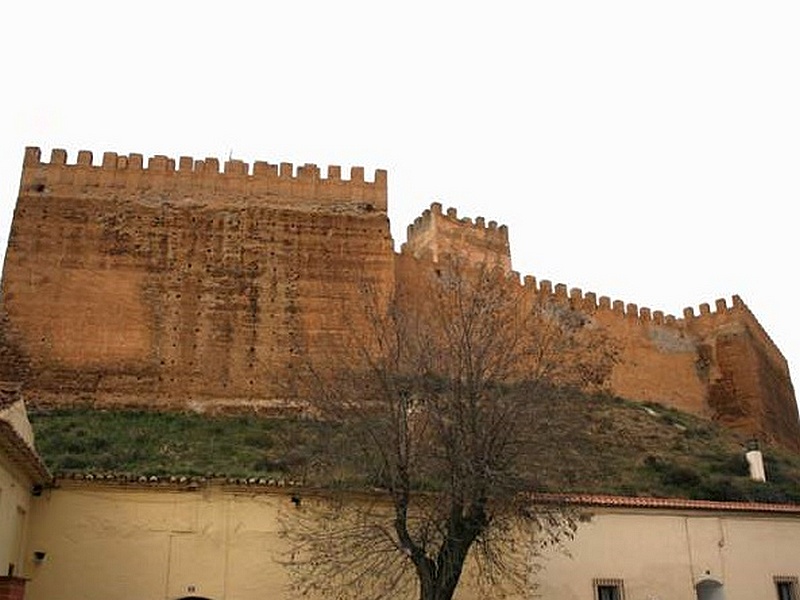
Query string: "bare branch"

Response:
xmin=283 ymin=257 xmax=613 ymax=600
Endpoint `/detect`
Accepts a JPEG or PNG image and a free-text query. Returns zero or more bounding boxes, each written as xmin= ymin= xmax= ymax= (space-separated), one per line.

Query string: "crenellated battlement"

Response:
xmin=507 ymin=265 xmax=795 ymax=444
xmin=405 ymin=202 xmax=509 ymax=245
xmin=684 ymin=294 xmax=790 ymax=375
xmin=405 ymin=203 xmax=782 ymax=337
xmin=515 ymin=274 xmax=682 ymax=324
xmin=404 ymin=202 xmax=511 ymax=272
xmin=403 ymin=203 xmax=791 ymax=383
xmin=514 ymin=273 xmax=768 ymax=330
xmin=20 ymin=147 xmax=388 ymax=211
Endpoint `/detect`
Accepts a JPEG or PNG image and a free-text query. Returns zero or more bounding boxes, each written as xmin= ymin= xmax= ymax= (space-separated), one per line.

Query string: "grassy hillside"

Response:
xmin=29 ymin=391 xmax=800 ymax=503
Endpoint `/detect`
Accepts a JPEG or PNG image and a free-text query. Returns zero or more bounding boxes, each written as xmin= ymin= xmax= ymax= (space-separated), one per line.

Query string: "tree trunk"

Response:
xmin=418 ymin=570 xmax=466 ymax=600
xmin=417 ymin=532 xmax=472 ymax=600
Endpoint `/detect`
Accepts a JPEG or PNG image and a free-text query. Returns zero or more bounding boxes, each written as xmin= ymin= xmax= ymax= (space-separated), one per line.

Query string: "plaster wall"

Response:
xmin=25 ymin=485 xmax=291 ymax=600
xmin=537 ymin=508 xmax=800 ymax=600
xmin=0 ymin=454 xmax=32 ymax=579
xmin=23 ymin=484 xmax=800 ymax=600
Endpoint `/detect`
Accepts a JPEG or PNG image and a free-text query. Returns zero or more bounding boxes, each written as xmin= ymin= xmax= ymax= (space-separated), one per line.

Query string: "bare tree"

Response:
xmin=282 ymin=258 xmax=611 ymax=600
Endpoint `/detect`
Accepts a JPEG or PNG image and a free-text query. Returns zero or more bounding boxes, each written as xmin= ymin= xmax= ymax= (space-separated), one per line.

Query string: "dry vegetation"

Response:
xmin=29 ymin=391 xmax=800 ymax=503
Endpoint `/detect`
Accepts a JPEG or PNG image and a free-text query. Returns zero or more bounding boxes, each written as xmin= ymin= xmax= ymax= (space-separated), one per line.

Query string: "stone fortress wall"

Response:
xmin=1 ymin=147 xmax=798 ymax=450
xmin=400 ymin=203 xmax=799 ymax=451
xmin=0 ymin=147 xmax=394 ymax=411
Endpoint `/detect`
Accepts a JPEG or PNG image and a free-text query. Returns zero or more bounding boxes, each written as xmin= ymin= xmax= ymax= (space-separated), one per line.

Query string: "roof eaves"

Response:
xmin=531 ymin=492 xmax=800 ymax=514
xmin=0 ymin=420 xmax=52 ymax=486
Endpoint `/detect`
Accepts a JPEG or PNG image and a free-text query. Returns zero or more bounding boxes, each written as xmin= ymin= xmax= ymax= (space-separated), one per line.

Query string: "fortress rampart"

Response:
xmin=507 ymin=267 xmax=797 ymax=444
xmin=3 ymin=147 xmax=393 ymax=412
xmin=516 ymin=274 xmax=790 ymax=383
xmin=2 ymin=148 xmax=798 ymax=450
xmin=396 ymin=200 xmax=798 ymax=450
xmin=20 ymin=147 xmax=387 ymax=210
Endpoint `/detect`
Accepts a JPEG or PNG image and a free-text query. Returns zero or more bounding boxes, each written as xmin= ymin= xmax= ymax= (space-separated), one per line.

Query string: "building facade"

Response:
xmin=0 ymin=387 xmax=50 ymax=599
xmin=20 ymin=480 xmax=800 ymax=600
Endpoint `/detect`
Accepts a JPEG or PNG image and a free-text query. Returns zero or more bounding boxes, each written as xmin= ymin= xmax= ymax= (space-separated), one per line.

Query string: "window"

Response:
xmin=594 ymin=579 xmax=624 ymax=600
xmin=597 ymin=586 xmax=619 ymax=600
xmin=775 ymin=577 xmax=798 ymax=600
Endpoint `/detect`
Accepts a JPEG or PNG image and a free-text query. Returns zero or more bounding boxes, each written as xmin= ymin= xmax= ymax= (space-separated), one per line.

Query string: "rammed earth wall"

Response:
xmin=1 ymin=148 xmax=798 ymax=449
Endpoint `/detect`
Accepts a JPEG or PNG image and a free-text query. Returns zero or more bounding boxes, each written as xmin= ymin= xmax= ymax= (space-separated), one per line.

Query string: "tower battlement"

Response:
xmin=21 ymin=147 xmax=387 ymax=211
xmin=403 ymin=202 xmax=511 ymax=272
xmin=513 ymin=272 xmax=789 ymax=376
xmin=406 ymin=202 xmax=509 ymax=239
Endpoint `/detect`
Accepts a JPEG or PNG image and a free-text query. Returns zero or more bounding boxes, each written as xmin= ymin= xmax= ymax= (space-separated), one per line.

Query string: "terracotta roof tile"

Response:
xmin=531 ymin=492 xmax=800 ymax=514
xmin=49 ymin=477 xmax=800 ymax=515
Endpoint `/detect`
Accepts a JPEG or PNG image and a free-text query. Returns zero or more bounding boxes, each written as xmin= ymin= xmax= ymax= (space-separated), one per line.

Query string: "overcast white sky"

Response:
xmin=1 ymin=1 xmax=799 ymax=395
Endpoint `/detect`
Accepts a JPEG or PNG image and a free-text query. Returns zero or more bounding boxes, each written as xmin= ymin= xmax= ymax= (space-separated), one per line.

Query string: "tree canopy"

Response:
xmin=283 ymin=258 xmax=614 ymax=600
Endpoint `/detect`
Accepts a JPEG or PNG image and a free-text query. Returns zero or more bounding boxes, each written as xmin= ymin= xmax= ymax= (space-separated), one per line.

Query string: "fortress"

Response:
xmin=1 ymin=147 xmax=798 ymax=451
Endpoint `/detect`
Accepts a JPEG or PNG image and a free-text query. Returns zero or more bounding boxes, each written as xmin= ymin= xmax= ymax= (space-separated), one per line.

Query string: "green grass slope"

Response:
xmin=29 ymin=391 xmax=800 ymax=503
